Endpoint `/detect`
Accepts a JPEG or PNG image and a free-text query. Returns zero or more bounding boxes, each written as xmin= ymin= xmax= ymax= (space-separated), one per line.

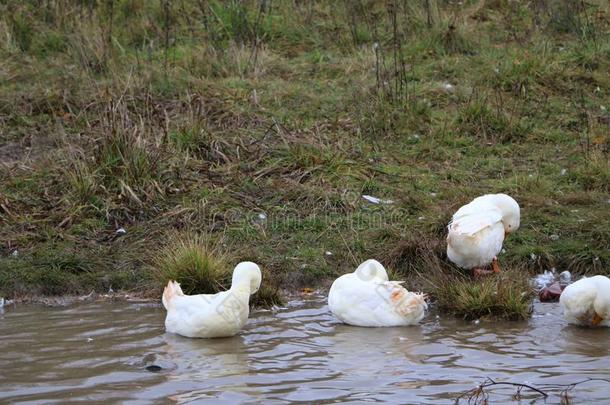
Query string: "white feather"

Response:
xmin=328 ymin=259 xmax=427 ymax=327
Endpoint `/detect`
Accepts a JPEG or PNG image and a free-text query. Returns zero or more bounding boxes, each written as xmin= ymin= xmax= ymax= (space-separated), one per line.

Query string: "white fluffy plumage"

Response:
xmin=328 ymin=259 xmax=427 ymax=327
xmin=162 ymin=261 xmax=262 ymax=338
xmin=447 ymin=194 xmax=520 ymax=269
xmin=560 ymin=275 xmax=610 ymax=327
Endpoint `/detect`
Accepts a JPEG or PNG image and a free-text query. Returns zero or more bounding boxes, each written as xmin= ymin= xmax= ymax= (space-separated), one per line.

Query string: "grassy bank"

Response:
xmin=0 ymin=1 xmax=608 ymax=317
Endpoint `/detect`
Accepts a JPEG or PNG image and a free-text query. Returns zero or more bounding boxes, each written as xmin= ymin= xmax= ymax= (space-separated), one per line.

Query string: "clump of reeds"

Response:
xmin=152 ymin=231 xmax=231 ymax=295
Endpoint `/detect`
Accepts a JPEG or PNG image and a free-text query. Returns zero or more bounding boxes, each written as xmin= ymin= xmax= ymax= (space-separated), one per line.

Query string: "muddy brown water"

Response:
xmin=1 ymin=295 xmax=609 ymax=404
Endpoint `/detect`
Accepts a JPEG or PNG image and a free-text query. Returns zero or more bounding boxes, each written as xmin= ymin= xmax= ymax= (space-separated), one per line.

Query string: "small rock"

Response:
xmin=324 ymin=251 xmax=333 ymax=256
xmin=430 ymin=192 xmax=437 ymax=197
xmin=116 ymin=228 xmax=127 ymax=235
xmin=560 ymin=169 xmax=567 ymax=176
xmin=257 ymin=213 xmax=267 ymax=220
xmin=559 ymin=271 xmax=571 ymax=287
xmin=549 ymin=234 xmax=559 ymax=241
xmin=539 ymin=282 xmax=563 ymax=302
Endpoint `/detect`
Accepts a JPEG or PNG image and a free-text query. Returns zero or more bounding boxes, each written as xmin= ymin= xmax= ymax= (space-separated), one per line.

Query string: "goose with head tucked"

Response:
xmin=447 ymin=193 xmax=520 ymax=276
xmin=162 ymin=261 xmax=262 ymax=338
xmin=328 ymin=259 xmax=427 ymax=327
xmin=560 ymin=275 xmax=610 ymax=327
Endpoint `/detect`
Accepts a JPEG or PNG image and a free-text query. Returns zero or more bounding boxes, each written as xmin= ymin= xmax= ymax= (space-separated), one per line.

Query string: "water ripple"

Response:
xmin=0 ymin=299 xmax=608 ymax=403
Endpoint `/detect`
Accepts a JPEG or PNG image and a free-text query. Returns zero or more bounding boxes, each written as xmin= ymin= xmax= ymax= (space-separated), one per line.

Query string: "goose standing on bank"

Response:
xmin=560 ymin=275 xmax=610 ymax=327
xmin=447 ymin=193 xmax=520 ymax=276
xmin=328 ymin=259 xmax=427 ymax=327
xmin=162 ymin=261 xmax=262 ymax=338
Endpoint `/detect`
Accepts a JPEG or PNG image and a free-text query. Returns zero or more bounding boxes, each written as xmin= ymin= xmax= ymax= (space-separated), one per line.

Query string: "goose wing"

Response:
xmin=449 ymin=208 xmax=503 ymax=236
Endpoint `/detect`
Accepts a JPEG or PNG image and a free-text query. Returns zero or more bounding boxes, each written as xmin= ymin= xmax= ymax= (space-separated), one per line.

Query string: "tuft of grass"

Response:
xmin=437 ymin=23 xmax=475 ymax=55
xmin=456 ymin=93 xmax=530 ymax=143
xmin=9 ymin=12 xmax=33 ymax=52
xmin=152 ymin=232 xmax=231 ymax=296
xmin=250 ymin=282 xmax=284 ymax=308
xmin=423 ymin=265 xmax=534 ymax=321
xmin=151 ymin=231 xmax=284 ymax=308
xmin=65 ymin=157 xmax=98 ymax=205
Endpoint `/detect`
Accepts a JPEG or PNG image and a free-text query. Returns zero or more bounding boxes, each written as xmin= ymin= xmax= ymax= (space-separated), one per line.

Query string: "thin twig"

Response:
xmin=456 ymin=377 xmax=610 ymax=404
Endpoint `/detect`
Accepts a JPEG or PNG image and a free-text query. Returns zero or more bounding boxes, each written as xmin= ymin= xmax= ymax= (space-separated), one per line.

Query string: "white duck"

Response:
xmin=328 ymin=259 xmax=427 ymax=327
xmin=162 ymin=261 xmax=262 ymax=338
xmin=560 ymin=275 xmax=610 ymax=327
xmin=447 ymin=193 xmax=520 ymax=276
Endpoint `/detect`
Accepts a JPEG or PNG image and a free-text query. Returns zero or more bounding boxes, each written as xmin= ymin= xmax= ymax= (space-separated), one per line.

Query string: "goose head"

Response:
xmin=232 ymin=261 xmax=262 ymax=294
xmin=491 ymin=193 xmax=520 ymax=234
xmin=355 ymin=259 xmax=388 ymax=282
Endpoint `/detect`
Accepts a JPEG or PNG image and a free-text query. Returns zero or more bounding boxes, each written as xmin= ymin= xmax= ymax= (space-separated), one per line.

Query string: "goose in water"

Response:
xmin=560 ymin=275 xmax=610 ymax=327
xmin=162 ymin=261 xmax=262 ymax=338
xmin=328 ymin=259 xmax=427 ymax=327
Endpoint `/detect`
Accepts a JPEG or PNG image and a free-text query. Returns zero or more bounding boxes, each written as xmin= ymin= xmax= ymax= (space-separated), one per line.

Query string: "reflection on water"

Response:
xmin=0 ymin=296 xmax=609 ymax=404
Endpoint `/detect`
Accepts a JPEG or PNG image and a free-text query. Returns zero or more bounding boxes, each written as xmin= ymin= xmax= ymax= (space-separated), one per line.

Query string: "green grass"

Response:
xmin=432 ymin=268 xmax=534 ymax=320
xmin=151 ymin=230 xmax=283 ymax=307
xmin=152 ymin=232 xmax=231 ymax=295
xmin=0 ymin=0 xmax=608 ymax=316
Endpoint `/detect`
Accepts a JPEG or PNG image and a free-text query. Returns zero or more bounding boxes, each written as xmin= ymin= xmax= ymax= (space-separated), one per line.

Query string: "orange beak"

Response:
xmin=592 ymin=313 xmax=604 ymax=326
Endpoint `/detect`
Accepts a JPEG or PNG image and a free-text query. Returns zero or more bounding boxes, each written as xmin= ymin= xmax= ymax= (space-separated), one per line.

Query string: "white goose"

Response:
xmin=447 ymin=193 xmax=520 ymax=275
xmin=162 ymin=261 xmax=262 ymax=338
xmin=328 ymin=259 xmax=427 ymax=327
xmin=560 ymin=275 xmax=610 ymax=327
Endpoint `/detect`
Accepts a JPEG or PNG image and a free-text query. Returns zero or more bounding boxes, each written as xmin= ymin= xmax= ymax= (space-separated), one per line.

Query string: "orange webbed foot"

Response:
xmin=492 ymin=257 xmax=501 ymax=273
xmin=473 ymin=268 xmax=494 ymax=278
